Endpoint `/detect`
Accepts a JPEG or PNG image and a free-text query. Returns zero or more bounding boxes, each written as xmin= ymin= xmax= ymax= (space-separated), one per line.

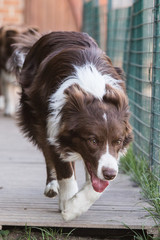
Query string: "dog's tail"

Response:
xmin=7 ymin=28 xmax=41 ymax=78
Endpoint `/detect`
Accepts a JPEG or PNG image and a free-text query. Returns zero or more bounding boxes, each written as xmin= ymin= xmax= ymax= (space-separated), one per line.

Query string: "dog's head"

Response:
xmin=57 ymin=83 xmax=133 ymax=192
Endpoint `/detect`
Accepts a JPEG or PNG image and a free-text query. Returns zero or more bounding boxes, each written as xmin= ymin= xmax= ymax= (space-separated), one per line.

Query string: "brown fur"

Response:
xmin=9 ymin=31 xmax=133 ymax=199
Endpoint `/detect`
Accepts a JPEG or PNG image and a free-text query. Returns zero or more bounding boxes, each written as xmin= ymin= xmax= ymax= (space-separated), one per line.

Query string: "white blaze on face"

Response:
xmin=103 ymin=113 xmax=107 ymax=122
xmin=97 ymin=143 xmax=118 ymax=180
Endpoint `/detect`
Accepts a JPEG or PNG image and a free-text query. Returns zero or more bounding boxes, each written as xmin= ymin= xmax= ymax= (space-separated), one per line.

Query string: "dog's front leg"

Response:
xmin=62 ymin=181 xmax=102 ymax=221
xmin=55 ymin=161 xmax=78 ymax=211
xmin=58 ymin=173 xmax=78 ymax=211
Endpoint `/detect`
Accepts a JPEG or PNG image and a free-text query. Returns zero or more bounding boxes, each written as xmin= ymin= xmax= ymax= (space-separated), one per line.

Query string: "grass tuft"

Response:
xmin=0 ymin=229 xmax=10 ymax=240
xmin=0 ymin=227 xmax=75 ymax=240
xmin=120 ymin=147 xmax=160 ymax=238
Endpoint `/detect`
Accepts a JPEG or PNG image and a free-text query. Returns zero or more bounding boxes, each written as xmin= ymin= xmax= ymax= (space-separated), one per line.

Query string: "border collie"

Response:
xmin=9 ymin=31 xmax=133 ymax=221
xmin=0 ymin=24 xmax=38 ymax=116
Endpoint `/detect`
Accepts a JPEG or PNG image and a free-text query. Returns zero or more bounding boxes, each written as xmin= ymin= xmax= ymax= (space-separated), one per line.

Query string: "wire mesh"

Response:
xmin=107 ymin=6 xmax=132 ymax=68
xmin=83 ymin=0 xmax=100 ymax=46
xmin=82 ymin=0 xmax=160 ymax=181
xmin=107 ymin=0 xmax=160 ymax=181
xmin=127 ymin=0 xmax=153 ymax=162
xmin=83 ymin=0 xmax=107 ymax=51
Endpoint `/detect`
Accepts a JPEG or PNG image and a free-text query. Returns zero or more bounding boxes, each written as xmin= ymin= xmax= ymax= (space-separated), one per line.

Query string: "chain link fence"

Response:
xmin=83 ymin=0 xmax=107 ymax=51
xmin=83 ymin=0 xmax=160 ymax=182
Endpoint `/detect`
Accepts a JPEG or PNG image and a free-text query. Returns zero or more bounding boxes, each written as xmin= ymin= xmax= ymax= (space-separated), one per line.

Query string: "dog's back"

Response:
xmin=19 ymin=32 xmax=98 ymax=88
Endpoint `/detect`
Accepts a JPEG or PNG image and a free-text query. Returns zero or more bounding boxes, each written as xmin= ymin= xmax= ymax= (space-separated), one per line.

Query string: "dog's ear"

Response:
xmin=60 ymin=84 xmax=93 ymax=132
xmin=103 ymin=84 xmax=128 ymax=111
xmin=103 ymin=84 xmax=120 ymax=105
xmin=123 ymin=122 xmax=133 ymax=148
xmin=64 ymin=84 xmax=84 ymax=112
xmin=114 ymin=67 xmax=126 ymax=81
xmin=58 ymin=85 xmax=84 ymax=135
xmin=64 ymin=84 xmax=93 ymax=111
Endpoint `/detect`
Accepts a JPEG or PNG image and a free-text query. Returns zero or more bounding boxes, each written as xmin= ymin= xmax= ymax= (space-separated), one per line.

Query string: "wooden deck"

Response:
xmin=0 ymin=113 xmax=157 ymax=234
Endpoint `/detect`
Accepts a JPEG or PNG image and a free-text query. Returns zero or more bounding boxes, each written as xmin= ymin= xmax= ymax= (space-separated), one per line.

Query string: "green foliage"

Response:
xmin=124 ymin=225 xmax=160 ymax=240
xmin=0 ymin=230 xmax=10 ymax=240
xmin=120 ymin=147 xmax=160 ymax=238
xmin=0 ymin=227 xmax=74 ymax=240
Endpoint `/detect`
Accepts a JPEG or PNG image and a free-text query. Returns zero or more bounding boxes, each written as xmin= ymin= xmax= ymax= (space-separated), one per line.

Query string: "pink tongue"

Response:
xmin=91 ymin=172 xmax=109 ymax=193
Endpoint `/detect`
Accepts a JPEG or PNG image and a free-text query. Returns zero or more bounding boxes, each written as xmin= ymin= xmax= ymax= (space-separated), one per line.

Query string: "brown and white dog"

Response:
xmin=0 ymin=24 xmax=38 ymax=116
xmin=9 ymin=31 xmax=133 ymax=221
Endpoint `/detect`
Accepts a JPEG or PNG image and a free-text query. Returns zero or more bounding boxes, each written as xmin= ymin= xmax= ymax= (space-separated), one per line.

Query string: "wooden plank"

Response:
xmin=0 ymin=201 xmax=149 ymax=211
xmin=0 ymin=113 xmax=157 ymax=233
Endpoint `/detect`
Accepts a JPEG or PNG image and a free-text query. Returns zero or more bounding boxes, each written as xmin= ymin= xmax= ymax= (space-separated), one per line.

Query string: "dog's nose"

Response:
xmin=102 ymin=167 xmax=117 ymax=180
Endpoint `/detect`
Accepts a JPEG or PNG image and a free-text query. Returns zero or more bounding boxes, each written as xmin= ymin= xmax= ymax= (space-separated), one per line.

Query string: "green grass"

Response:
xmin=120 ymin=147 xmax=160 ymax=239
xmin=0 ymin=229 xmax=10 ymax=239
xmin=0 ymin=227 xmax=75 ymax=240
xmin=123 ymin=225 xmax=160 ymax=240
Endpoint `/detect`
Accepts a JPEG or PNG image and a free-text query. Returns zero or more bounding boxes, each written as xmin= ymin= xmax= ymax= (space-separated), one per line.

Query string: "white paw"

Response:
xmin=44 ymin=180 xmax=59 ymax=198
xmin=61 ymin=182 xmax=102 ymax=221
xmin=59 ymin=185 xmax=78 ymax=211
xmin=58 ymin=175 xmax=78 ymax=211
xmin=62 ymin=198 xmax=81 ymax=221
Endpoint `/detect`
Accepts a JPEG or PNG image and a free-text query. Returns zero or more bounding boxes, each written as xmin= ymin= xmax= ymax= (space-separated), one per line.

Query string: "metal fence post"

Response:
xmin=150 ymin=0 xmax=160 ymax=182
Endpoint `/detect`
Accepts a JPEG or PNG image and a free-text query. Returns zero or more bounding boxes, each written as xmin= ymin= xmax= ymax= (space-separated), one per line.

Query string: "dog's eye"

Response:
xmin=115 ymin=139 xmax=122 ymax=145
xmin=88 ymin=137 xmax=98 ymax=146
